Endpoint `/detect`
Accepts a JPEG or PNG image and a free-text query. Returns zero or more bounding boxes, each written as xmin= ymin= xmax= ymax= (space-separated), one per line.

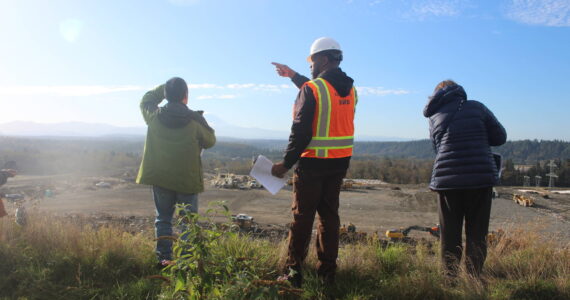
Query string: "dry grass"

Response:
xmin=1 ymin=211 xmax=568 ymax=299
xmin=0 ymin=212 xmax=160 ymax=299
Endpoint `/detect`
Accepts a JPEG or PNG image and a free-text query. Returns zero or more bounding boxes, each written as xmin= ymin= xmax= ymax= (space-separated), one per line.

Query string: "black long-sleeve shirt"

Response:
xmin=283 ymin=68 xmax=355 ymax=170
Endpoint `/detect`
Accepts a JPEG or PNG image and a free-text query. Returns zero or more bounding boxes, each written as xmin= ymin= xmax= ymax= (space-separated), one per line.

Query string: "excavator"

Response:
xmin=386 ymin=224 xmax=504 ymax=245
xmin=385 ymin=225 xmax=440 ymax=241
xmin=339 ymin=223 xmax=368 ymax=243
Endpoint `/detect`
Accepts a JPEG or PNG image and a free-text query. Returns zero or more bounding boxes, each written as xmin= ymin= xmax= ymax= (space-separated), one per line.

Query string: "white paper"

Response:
xmin=249 ymin=155 xmax=288 ymax=195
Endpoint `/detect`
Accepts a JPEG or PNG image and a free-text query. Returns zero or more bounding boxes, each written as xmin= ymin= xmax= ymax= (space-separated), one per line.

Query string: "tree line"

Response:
xmin=501 ymin=158 xmax=570 ymax=187
xmin=1 ymin=136 xmax=570 ymax=187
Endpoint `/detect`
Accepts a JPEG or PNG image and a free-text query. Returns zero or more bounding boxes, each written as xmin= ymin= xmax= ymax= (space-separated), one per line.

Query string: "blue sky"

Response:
xmin=0 ymin=0 xmax=569 ymax=140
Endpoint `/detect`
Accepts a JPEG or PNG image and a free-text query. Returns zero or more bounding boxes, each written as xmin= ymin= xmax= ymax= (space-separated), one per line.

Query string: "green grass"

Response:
xmin=1 ymin=212 xmax=568 ymax=300
xmin=0 ymin=214 xmax=161 ymax=299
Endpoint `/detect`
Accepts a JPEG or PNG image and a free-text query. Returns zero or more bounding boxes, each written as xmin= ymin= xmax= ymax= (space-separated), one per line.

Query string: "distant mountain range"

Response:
xmin=0 ymin=121 xmax=145 ymax=137
xmin=0 ymin=118 xmax=411 ymax=141
xmin=0 ymin=127 xmax=568 ymax=164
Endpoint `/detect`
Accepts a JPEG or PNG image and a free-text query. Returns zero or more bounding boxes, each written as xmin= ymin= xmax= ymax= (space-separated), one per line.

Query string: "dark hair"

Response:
xmin=315 ymin=49 xmax=343 ymax=63
xmin=164 ymin=77 xmax=188 ymax=102
xmin=435 ymin=79 xmax=458 ymax=92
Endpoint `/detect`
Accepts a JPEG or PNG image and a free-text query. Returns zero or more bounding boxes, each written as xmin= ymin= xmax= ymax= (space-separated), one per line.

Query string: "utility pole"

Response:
xmin=535 ymin=175 xmax=541 ymax=187
xmin=546 ymin=160 xmax=558 ymax=188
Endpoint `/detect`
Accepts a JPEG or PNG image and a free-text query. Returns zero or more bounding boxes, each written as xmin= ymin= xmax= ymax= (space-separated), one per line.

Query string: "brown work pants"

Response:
xmin=0 ymin=199 xmax=7 ymax=218
xmin=285 ymin=167 xmax=346 ymax=279
xmin=438 ymin=187 xmax=493 ymax=278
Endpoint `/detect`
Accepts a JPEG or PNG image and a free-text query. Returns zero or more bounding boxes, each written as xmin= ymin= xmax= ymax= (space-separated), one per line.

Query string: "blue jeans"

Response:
xmin=152 ymin=185 xmax=198 ymax=261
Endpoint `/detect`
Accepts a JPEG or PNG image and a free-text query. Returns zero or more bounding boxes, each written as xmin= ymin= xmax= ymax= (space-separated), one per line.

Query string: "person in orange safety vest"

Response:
xmin=271 ymin=37 xmax=357 ymax=287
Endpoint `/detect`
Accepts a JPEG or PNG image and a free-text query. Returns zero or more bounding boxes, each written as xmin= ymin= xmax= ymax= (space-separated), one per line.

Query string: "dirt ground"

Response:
xmin=2 ymin=175 xmax=569 ymax=241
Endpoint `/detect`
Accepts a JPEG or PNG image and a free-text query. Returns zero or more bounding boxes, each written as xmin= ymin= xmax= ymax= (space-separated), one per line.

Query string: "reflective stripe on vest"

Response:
xmin=303 ymin=78 xmax=355 ymax=158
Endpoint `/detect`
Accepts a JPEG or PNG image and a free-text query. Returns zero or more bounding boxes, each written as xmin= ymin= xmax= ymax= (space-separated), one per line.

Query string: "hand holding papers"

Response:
xmin=249 ymin=155 xmax=288 ymax=195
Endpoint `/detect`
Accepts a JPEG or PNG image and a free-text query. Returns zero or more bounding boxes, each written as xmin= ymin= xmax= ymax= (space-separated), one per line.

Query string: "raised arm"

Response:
xmin=140 ymin=84 xmax=165 ymax=124
xmin=0 ymin=169 xmax=16 ymax=187
xmin=271 ymin=62 xmax=309 ymax=89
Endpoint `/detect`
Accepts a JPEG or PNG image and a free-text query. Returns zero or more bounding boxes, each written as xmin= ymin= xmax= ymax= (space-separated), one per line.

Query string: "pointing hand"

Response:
xmin=271 ymin=62 xmax=296 ymax=78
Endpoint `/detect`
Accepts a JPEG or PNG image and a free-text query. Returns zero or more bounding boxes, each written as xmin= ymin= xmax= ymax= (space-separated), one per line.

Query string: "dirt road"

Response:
xmin=3 ymin=175 xmax=569 ymax=240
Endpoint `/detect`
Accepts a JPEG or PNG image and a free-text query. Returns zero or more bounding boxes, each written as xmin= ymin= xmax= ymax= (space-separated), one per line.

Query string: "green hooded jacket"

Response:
xmin=136 ymin=84 xmax=216 ymax=194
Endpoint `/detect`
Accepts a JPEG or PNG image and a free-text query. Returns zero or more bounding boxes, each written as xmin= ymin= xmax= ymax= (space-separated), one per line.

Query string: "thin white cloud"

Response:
xmin=358 ymin=0 xmax=470 ymax=19
xmin=189 ymin=83 xmax=293 ymax=92
xmin=0 ymin=85 xmax=144 ymax=97
xmin=195 ymin=94 xmax=237 ymax=100
xmin=225 ymin=83 xmax=256 ymax=89
xmin=187 ymin=83 xmax=219 ymax=89
xmin=357 ymin=86 xmax=412 ymax=96
xmin=0 ymin=84 xmax=409 ymax=99
xmin=253 ymin=84 xmax=293 ymax=92
xmin=506 ymin=0 xmax=570 ymax=27
xmin=408 ymin=0 xmax=465 ymax=19
xmin=0 ymin=83 xmax=294 ymax=98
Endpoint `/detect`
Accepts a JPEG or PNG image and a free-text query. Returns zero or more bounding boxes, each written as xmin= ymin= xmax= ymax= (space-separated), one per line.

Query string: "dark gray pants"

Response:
xmin=437 ymin=187 xmax=493 ymax=277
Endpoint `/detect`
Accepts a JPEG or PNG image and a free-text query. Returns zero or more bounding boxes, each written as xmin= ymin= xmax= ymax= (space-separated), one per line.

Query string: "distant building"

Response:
xmin=514 ymin=164 xmax=533 ymax=172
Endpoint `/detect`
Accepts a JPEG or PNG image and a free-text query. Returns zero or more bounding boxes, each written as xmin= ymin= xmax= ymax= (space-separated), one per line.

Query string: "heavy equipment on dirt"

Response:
xmin=341 ymin=179 xmax=354 ymax=190
xmin=211 ymin=172 xmax=238 ymax=189
xmin=212 ymin=172 xmax=262 ymax=190
xmin=231 ymin=213 xmax=255 ymax=229
xmin=513 ymin=194 xmax=535 ymax=207
xmin=339 ymin=223 xmax=368 ymax=243
xmin=385 ymin=225 xmax=440 ymax=242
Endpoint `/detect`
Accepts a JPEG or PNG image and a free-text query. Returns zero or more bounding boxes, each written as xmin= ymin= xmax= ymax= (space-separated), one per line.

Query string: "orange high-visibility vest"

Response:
xmin=299 ymin=78 xmax=357 ymax=159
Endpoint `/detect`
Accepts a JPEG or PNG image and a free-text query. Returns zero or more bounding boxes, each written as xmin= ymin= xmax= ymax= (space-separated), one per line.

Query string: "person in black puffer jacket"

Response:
xmin=423 ymin=80 xmax=506 ymax=279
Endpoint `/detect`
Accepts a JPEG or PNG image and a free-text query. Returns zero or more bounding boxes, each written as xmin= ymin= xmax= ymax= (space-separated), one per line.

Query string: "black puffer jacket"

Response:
xmin=423 ymin=84 xmax=507 ymax=190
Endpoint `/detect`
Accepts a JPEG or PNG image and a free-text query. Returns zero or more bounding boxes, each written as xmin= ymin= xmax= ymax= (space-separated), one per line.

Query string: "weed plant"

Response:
xmin=0 ymin=209 xmax=568 ymax=299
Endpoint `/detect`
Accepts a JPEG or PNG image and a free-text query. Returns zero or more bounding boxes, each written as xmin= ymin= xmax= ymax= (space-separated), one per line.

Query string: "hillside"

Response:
xmin=355 ymin=140 xmax=570 ymax=163
xmin=1 ymin=136 xmax=570 ymax=170
xmin=230 ymin=139 xmax=570 ymax=164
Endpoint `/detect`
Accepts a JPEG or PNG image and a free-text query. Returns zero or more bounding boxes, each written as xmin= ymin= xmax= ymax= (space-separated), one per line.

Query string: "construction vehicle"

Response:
xmin=339 ymin=223 xmax=368 ymax=243
xmin=247 ymin=179 xmax=262 ymax=189
xmin=385 ymin=225 xmax=440 ymax=241
xmin=513 ymin=194 xmax=534 ymax=207
xmin=341 ymin=179 xmax=354 ymax=190
xmin=212 ymin=171 xmax=262 ymax=190
xmin=95 ymin=182 xmax=112 ymax=188
xmin=231 ymin=213 xmax=255 ymax=229
xmin=212 ymin=172 xmax=240 ymax=189
xmin=4 ymin=193 xmax=24 ymax=202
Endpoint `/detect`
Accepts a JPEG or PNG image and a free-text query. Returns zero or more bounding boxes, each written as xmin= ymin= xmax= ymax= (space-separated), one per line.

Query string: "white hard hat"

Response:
xmin=308 ymin=37 xmax=341 ymax=61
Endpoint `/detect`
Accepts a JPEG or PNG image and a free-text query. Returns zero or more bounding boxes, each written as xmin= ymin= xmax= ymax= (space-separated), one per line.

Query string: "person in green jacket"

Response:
xmin=136 ymin=77 xmax=216 ymax=266
xmin=0 ymin=168 xmax=17 ymax=218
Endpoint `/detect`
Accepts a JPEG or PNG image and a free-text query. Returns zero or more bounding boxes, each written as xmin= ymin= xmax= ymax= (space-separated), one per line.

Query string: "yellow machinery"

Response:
xmin=385 ymin=225 xmax=441 ymax=241
xmin=339 ymin=223 xmax=367 ymax=243
xmin=513 ymin=194 xmax=535 ymax=207
xmin=341 ymin=179 xmax=354 ymax=190
xmin=386 ymin=224 xmax=505 ymax=245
